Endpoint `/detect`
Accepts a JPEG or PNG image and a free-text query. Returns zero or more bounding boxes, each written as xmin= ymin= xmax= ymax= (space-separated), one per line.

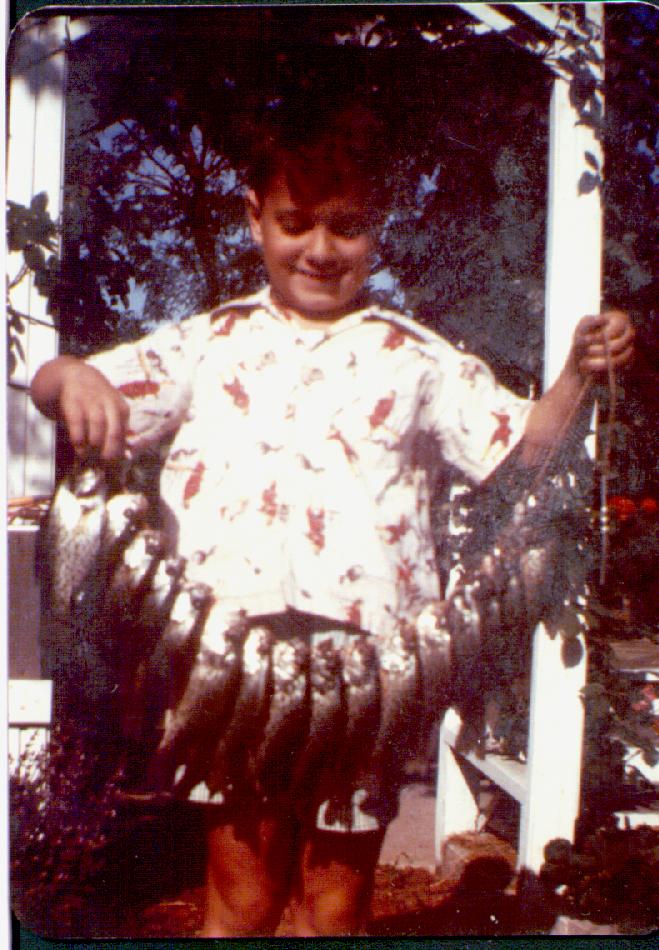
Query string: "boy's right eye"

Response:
xmin=276 ymin=212 xmax=312 ymax=235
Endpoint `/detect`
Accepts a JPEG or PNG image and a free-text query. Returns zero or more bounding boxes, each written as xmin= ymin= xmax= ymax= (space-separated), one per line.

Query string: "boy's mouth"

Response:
xmin=296 ymin=267 xmax=344 ymax=282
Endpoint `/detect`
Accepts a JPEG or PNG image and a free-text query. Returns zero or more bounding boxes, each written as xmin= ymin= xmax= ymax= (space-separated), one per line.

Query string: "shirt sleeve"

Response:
xmin=420 ymin=338 xmax=533 ymax=484
xmin=85 ymin=311 xmax=211 ymax=452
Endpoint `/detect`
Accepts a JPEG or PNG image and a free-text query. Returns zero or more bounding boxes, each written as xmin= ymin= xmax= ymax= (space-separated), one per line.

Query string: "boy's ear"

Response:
xmin=245 ymin=189 xmax=263 ymax=245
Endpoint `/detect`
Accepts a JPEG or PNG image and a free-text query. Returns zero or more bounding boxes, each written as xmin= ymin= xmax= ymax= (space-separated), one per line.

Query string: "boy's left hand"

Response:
xmin=572 ymin=309 xmax=635 ymax=379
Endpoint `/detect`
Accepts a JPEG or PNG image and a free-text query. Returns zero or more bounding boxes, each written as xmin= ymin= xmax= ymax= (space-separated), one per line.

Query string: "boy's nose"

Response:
xmin=305 ymin=225 xmax=336 ymax=265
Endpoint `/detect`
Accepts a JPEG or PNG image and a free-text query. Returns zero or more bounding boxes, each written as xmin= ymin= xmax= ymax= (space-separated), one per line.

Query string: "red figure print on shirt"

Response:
xmin=306 ymin=508 xmax=325 ymax=552
xmin=328 ymin=426 xmax=358 ymax=462
xmin=144 ymin=349 xmax=166 ymax=374
xmin=489 ymin=412 xmax=512 ymax=450
xmin=383 ymin=326 xmax=406 ymax=351
xmin=223 ymin=377 xmax=249 ymax=411
xmin=119 ymin=379 xmax=160 ymax=398
xmin=260 ymin=482 xmax=278 ymax=524
xmin=369 ymin=393 xmax=395 ymax=429
xmin=459 ymin=360 xmax=486 ymax=383
xmin=183 ymin=461 xmax=205 ymax=508
xmin=384 ymin=515 xmax=410 ymax=544
xmin=214 ymin=311 xmax=239 ymax=337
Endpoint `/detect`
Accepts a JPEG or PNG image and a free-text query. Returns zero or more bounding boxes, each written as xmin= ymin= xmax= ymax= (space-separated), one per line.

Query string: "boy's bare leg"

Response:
xmin=202 ymin=807 xmax=296 ymax=937
xmin=289 ymin=828 xmax=385 ymax=936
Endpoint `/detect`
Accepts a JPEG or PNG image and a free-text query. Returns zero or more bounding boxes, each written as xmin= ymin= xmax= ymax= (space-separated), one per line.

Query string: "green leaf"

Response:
xmin=578 ymin=171 xmax=600 ymax=195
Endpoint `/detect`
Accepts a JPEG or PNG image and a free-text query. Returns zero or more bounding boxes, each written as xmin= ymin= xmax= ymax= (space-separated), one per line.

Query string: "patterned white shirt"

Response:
xmin=87 ymin=286 xmax=532 ymax=639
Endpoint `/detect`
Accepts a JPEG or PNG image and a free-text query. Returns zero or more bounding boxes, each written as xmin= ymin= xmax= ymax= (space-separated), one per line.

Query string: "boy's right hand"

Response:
xmin=31 ymin=356 xmax=129 ymax=462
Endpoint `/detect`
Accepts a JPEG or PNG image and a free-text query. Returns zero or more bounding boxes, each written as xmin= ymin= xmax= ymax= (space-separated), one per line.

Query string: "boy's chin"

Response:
xmin=275 ymin=288 xmax=370 ymax=324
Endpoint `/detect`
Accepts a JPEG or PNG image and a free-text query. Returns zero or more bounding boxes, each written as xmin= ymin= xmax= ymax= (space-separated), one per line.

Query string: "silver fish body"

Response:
xmin=137 ymin=555 xmax=187 ymax=635
xmin=104 ymin=529 xmax=167 ymax=621
xmin=40 ymin=466 xmax=110 ymax=621
xmin=102 ymin=490 xmax=150 ymax=553
xmin=289 ymin=634 xmax=345 ymax=807
xmin=322 ymin=633 xmax=380 ymax=827
xmin=207 ymin=624 xmax=273 ymax=799
xmin=363 ymin=623 xmax=420 ymax=820
xmin=149 ymin=606 xmax=246 ymax=795
xmin=255 ymin=635 xmax=310 ymax=802
xmin=415 ymin=607 xmax=451 ymax=734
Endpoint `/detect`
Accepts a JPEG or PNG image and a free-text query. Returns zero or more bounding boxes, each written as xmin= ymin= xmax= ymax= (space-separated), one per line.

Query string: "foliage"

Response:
xmin=10 ymin=727 xmax=124 ymax=936
xmin=540 ymin=826 xmax=659 ymax=931
xmin=6 ymin=193 xmax=60 ymax=374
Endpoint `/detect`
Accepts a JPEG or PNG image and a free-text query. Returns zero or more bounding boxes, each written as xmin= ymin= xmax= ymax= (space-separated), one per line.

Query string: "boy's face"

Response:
xmin=246 ymin=176 xmax=378 ymax=323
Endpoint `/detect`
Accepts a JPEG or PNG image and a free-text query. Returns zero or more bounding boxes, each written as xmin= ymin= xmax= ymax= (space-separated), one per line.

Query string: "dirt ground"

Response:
xmin=13 ymin=804 xmax=558 ymax=940
xmin=12 ymin=777 xmax=655 ymax=939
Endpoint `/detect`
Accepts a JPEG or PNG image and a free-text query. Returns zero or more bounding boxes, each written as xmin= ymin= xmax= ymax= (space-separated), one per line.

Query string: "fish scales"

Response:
xmin=149 ymin=606 xmax=247 ymax=795
xmin=143 ymin=580 xmax=213 ymax=736
xmin=255 ymin=635 xmax=309 ymax=802
xmin=322 ymin=633 xmax=380 ymax=827
xmin=104 ymin=528 xmax=167 ymax=621
xmin=438 ymin=452 xmax=594 ymax=749
xmin=206 ymin=625 xmax=273 ymax=799
xmin=289 ymin=635 xmax=346 ymax=807
xmin=415 ymin=608 xmax=451 ymax=739
xmin=40 ymin=466 xmax=110 ymax=621
xmin=363 ymin=623 xmax=420 ymax=820
xmin=137 ymin=556 xmax=186 ymax=634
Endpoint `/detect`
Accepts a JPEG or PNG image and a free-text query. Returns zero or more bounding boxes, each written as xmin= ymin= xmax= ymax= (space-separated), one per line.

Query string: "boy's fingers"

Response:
xmin=86 ymin=404 xmax=109 ymax=455
xmin=101 ymin=402 xmax=129 ymax=461
xmin=64 ymin=400 xmax=91 ymax=456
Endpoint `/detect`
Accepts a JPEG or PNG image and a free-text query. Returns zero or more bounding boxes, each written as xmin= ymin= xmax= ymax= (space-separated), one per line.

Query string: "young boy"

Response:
xmin=31 ymin=95 xmax=634 ymax=937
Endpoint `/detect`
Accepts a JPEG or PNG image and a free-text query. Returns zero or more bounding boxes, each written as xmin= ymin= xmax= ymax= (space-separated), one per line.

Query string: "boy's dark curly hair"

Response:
xmin=247 ymin=89 xmax=391 ymax=210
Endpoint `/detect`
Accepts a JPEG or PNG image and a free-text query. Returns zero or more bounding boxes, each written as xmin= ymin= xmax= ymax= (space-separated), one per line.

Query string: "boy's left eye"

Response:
xmin=328 ymin=214 xmax=372 ymax=238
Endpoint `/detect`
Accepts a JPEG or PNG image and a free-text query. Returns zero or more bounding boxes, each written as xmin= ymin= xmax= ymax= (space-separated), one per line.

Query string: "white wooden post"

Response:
xmin=436 ymin=4 xmax=605 ymax=873
xmin=522 ymin=3 xmax=604 ymax=870
xmin=7 ymin=15 xmax=70 ymax=499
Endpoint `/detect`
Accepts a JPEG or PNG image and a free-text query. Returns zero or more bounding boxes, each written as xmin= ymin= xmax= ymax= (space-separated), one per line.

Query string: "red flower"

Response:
xmin=608 ymin=495 xmax=636 ymax=521
xmin=640 ymin=497 xmax=658 ymax=516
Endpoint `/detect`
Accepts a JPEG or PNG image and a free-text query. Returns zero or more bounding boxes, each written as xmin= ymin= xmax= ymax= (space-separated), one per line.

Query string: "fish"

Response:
xmin=205 ymin=624 xmax=273 ymax=800
xmin=148 ymin=604 xmax=247 ymax=796
xmin=322 ymin=633 xmax=380 ymax=828
xmin=415 ymin=606 xmax=452 ymax=736
xmin=255 ymin=634 xmax=310 ymax=803
xmin=38 ymin=466 xmax=110 ymax=625
xmin=439 ymin=457 xmax=594 ymax=750
xmin=137 ymin=555 xmax=187 ymax=636
xmin=102 ymin=489 xmax=150 ymax=552
xmin=363 ymin=622 xmax=421 ymax=820
xmin=289 ymin=633 xmax=346 ymax=809
xmin=140 ymin=580 xmax=213 ymax=746
xmin=103 ymin=528 xmax=167 ymax=622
